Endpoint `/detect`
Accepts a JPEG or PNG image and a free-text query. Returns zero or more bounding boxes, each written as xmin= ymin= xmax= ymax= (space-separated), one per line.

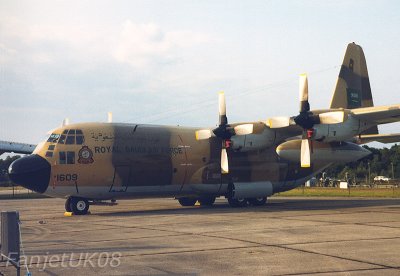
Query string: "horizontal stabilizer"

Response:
xmin=351 ymin=104 xmax=400 ymax=125
xmin=356 ymin=133 xmax=400 ymax=144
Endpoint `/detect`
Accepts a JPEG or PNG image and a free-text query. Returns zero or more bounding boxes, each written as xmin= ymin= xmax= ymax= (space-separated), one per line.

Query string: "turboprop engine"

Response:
xmin=230 ymin=123 xmax=276 ymax=152
xmin=276 ymin=139 xmax=371 ymax=164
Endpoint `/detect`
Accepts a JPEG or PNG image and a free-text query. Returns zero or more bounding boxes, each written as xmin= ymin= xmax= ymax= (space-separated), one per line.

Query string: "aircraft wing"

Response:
xmin=351 ymin=104 xmax=400 ymax=124
xmin=0 ymin=140 xmax=36 ymax=155
xmin=356 ymin=133 xmax=400 ymax=144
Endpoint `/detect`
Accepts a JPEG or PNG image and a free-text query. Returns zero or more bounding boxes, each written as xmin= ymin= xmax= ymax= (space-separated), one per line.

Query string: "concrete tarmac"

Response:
xmin=1 ymin=197 xmax=400 ymax=275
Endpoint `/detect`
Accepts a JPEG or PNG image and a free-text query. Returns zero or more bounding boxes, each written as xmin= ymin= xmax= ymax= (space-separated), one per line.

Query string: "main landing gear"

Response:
xmin=177 ymin=196 xmax=267 ymax=208
xmin=65 ymin=196 xmax=90 ymax=215
xmin=227 ymin=196 xmax=267 ymax=207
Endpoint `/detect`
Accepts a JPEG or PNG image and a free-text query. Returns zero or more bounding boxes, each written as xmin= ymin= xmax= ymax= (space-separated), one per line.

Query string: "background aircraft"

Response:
xmin=0 ymin=140 xmax=35 ymax=156
xmin=4 ymin=43 xmax=400 ymax=215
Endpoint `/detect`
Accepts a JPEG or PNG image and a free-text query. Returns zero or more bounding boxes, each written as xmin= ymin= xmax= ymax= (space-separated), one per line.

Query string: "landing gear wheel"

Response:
xmin=227 ymin=197 xmax=248 ymax=207
xmin=198 ymin=197 xmax=216 ymax=206
xmin=178 ymin=197 xmax=197 ymax=207
xmin=248 ymin=197 xmax=267 ymax=206
xmin=65 ymin=197 xmax=72 ymax=212
xmin=69 ymin=197 xmax=89 ymax=215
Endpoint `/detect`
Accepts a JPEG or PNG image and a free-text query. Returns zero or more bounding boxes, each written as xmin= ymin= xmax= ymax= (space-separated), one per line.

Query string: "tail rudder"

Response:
xmin=330 ymin=42 xmax=374 ymax=109
xmin=330 ymin=42 xmax=378 ymax=134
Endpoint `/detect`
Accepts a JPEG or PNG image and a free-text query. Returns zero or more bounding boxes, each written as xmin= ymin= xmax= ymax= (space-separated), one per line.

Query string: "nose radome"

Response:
xmin=8 ymin=154 xmax=51 ymax=194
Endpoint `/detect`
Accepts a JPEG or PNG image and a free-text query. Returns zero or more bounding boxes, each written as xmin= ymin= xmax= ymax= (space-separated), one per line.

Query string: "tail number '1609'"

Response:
xmin=56 ymin=174 xmax=78 ymax=182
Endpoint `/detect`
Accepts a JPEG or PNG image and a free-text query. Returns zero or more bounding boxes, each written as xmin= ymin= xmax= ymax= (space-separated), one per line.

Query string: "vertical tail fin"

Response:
xmin=330 ymin=42 xmax=378 ymax=134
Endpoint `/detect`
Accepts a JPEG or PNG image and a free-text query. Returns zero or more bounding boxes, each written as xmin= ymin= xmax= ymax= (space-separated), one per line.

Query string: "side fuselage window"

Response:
xmin=59 ymin=151 xmax=75 ymax=164
xmin=67 ymin=151 xmax=75 ymax=164
xmin=59 ymin=152 xmax=66 ymax=164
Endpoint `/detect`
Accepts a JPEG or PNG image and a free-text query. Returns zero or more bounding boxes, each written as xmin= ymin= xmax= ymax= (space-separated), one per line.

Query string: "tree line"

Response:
xmin=0 ymin=155 xmax=21 ymax=186
xmin=321 ymin=144 xmax=400 ymax=182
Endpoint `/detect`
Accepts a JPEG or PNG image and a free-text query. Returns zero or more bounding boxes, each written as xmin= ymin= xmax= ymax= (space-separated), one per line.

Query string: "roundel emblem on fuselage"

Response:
xmin=78 ymin=146 xmax=94 ymax=164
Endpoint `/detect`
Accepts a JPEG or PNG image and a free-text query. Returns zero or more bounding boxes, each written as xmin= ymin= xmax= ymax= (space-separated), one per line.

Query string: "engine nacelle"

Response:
xmin=312 ymin=115 xmax=360 ymax=142
xmin=312 ymin=115 xmax=374 ymax=142
xmin=231 ymin=126 xmax=275 ymax=152
xmin=230 ymin=181 xmax=273 ymax=199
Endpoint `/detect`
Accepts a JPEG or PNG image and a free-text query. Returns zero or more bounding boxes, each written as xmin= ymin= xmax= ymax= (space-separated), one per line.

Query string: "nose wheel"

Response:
xmin=65 ymin=196 xmax=90 ymax=215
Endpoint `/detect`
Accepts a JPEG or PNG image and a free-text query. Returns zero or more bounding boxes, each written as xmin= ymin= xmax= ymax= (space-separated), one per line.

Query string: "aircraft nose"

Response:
xmin=8 ymin=154 xmax=51 ymax=194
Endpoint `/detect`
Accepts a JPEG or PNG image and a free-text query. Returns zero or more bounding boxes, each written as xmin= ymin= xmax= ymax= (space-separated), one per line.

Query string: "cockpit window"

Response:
xmin=66 ymin=135 xmax=75 ymax=144
xmin=47 ymin=134 xmax=60 ymax=143
xmin=59 ymin=135 xmax=66 ymax=144
xmin=76 ymin=136 xmax=84 ymax=145
xmin=57 ymin=129 xmax=84 ymax=145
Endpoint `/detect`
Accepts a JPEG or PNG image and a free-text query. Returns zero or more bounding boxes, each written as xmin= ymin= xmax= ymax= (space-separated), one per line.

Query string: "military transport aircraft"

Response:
xmin=5 ymin=43 xmax=400 ymax=215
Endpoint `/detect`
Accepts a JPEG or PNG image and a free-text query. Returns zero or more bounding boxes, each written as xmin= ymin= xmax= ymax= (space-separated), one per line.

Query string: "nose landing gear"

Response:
xmin=65 ymin=196 xmax=90 ymax=215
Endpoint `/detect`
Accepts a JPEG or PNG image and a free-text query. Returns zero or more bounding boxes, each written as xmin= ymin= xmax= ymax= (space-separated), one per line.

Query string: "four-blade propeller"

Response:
xmin=195 ymin=92 xmax=253 ymax=174
xmin=268 ymin=74 xmax=346 ymax=168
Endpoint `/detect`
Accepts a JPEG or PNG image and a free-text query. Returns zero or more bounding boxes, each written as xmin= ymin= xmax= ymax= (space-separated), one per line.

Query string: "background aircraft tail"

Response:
xmin=330 ymin=42 xmax=378 ymax=134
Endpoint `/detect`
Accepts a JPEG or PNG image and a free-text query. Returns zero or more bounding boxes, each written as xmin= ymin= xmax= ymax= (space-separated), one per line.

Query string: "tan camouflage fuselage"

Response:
xmin=30 ymin=123 xmax=329 ymax=199
xmin=32 ymin=121 xmax=366 ymax=200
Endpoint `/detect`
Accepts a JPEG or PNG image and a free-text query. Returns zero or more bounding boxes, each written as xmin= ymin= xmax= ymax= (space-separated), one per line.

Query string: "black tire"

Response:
xmin=248 ymin=197 xmax=267 ymax=206
xmin=227 ymin=197 xmax=248 ymax=207
xmin=198 ymin=197 xmax=216 ymax=206
xmin=69 ymin=197 xmax=89 ymax=215
xmin=178 ymin=197 xmax=197 ymax=206
xmin=65 ymin=197 xmax=72 ymax=212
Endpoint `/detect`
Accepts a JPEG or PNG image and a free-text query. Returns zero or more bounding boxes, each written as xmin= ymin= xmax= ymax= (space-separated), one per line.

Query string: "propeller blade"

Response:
xmin=299 ymin=74 xmax=310 ymax=113
xmin=319 ymin=111 xmax=345 ymax=124
xmin=299 ymin=74 xmax=308 ymax=102
xmin=267 ymin=117 xmax=291 ymax=128
xmin=221 ymin=148 xmax=229 ymax=174
xmin=218 ymin=91 xmax=226 ymax=116
xmin=195 ymin=129 xmax=212 ymax=140
xmin=218 ymin=91 xmax=228 ymax=126
xmin=300 ymin=139 xmax=311 ymax=168
xmin=234 ymin=124 xmax=253 ymax=135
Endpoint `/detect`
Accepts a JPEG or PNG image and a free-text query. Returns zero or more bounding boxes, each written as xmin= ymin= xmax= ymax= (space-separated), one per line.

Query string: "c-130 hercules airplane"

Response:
xmin=5 ymin=43 xmax=400 ymax=215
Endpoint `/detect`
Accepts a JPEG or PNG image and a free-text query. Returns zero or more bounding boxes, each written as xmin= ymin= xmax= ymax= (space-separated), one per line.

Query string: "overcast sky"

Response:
xmin=1 ymin=0 xmax=400 ymax=147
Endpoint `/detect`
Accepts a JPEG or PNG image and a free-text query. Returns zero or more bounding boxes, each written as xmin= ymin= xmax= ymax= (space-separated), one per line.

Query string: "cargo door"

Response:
xmin=171 ymin=134 xmax=188 ymax=190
